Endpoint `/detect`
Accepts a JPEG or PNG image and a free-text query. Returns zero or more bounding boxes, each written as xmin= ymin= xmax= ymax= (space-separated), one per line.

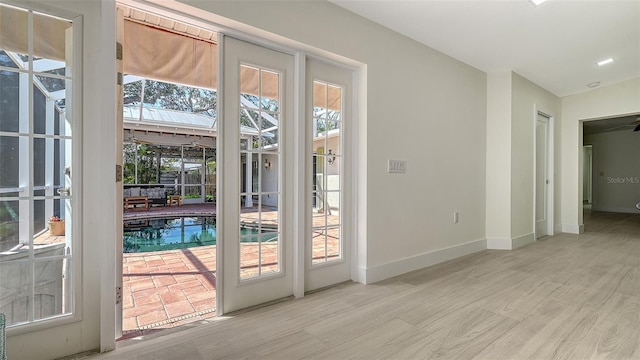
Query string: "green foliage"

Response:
xmin=207 ymin=160 xmax=216 ymax=174
xmin=123 ymin=143 xmax=159 ymax=184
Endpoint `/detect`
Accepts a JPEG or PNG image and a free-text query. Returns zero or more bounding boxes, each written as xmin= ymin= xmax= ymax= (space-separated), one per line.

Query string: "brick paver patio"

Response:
xmin=35 ymin=203 xmax=339 ymax=338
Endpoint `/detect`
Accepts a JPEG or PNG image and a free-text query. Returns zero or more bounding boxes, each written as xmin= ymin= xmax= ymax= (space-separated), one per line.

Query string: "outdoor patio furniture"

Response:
xmin=124 ymin=196 xmax=149 ymax=210
xmin=168 ymin=195 xmax=182 ymax=206
xmin=124 ymin=186 xmax=167 ymax=207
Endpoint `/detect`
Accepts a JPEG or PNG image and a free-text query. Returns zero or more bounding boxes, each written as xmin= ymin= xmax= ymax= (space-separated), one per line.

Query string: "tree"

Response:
xmin=124 ymin=79 xmax=217 ymax=117
xmin=123 ymin=143 xmax=159 ymax=184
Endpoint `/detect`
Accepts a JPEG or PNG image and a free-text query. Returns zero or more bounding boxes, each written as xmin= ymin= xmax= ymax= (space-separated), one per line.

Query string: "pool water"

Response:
xmin=123 ymin=216 xmax=276 ymax=253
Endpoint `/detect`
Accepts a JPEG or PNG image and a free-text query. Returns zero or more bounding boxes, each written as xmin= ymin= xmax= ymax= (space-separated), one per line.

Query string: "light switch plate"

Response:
xmin=388 ymin=160 xmax=406 ymax=173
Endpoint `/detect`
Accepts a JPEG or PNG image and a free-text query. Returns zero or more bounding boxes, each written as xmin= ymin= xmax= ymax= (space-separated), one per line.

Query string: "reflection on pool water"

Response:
xmin=123 ymin=216 xmax=276 ymax=253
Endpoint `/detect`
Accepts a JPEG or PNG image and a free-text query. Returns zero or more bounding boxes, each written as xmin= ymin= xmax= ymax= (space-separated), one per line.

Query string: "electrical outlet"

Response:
xmin=388 ymin=160 xmax=406 ymax=173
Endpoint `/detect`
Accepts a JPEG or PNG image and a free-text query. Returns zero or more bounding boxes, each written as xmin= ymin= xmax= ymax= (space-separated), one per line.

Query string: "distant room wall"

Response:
xmin=584 ymin=130 xmax=640 ymax=213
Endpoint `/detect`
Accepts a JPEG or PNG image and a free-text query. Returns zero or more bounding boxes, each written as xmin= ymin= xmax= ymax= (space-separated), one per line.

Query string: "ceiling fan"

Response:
xmin=604 ymin=117 xmax=640 ymax=132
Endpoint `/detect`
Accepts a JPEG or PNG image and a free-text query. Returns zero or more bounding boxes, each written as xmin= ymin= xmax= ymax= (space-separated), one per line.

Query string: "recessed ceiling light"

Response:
xmin=530 ymin=0 xmax=549 ymax=6
xmin=597 ymin=58 xmax=614 ymax=66
xmin=587 ymin=81 xmax=600 ymax=88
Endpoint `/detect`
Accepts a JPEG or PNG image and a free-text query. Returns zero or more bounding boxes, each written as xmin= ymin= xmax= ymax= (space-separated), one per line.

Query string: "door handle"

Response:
xmin=57 ymin=187 xmax=71 ymax=196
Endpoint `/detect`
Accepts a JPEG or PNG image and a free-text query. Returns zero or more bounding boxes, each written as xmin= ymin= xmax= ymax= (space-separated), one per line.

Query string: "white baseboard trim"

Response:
xmin=561 ymin=224 xmax=584 ymax=234
xmin=487 ymin=238 xmax=513 ymax=250
xmin=487 ymin=233 xmax=534 ymax=250
xmin=513 ymin=233 xmax=535 ymax=248
xmin=554 ymin=224 xmax=562 ymax=235
xmin=362 ymin=238 xmax=487 ymax=284
xmin=354 ymin=265 xmax=367 ymax=285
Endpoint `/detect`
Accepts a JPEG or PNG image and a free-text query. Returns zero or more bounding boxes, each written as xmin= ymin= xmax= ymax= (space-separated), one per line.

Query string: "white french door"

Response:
xmin=0 ymin=3 xmax=79 ymax=328
xmin=305 ymin=58 xmax=352 ymax=291
xmin=220 ymin=36 xmax=294 ymax=313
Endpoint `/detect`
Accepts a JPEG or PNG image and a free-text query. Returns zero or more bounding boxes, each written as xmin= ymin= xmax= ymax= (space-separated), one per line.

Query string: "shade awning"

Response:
xmin=0 ymin=5 xmax=71 ymax=62
xmin=124 ymin=20 xmax=217 ymax=90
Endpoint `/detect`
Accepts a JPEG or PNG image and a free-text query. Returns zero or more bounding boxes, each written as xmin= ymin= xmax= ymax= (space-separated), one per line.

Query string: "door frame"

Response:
xmin=304 ymin=57 xmax=354 ymax=292
xmin=533 ymin=107 xmax=555 ymax=238
xmin=108 ymin=0 xmax=363 ymax=341
xmin=583 ymin=145 xmax=593 ymax=204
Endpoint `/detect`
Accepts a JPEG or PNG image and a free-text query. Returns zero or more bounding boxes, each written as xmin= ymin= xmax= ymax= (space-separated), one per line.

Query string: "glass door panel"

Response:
xmin=221 ymin=36 xmax=293 ymax=314
xmin=239 ymin=64 xmax=281 ymax=280
xmin=0 ymin=3 xmax=75 ymax=327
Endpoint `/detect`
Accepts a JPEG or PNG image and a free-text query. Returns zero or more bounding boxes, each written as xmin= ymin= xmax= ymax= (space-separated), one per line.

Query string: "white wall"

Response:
xmin=177 ymin=0 xmax=488 ymax=280
xmin=561 ymin=78 xmax=640 ymax=232
xmin=262 ymin=154 xmax=278 ymax=207
xmin=584 ymin=130 xmax=640 ymax=213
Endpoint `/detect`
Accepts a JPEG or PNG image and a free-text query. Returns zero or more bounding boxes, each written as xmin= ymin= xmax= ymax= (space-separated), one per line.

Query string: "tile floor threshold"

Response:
xmin=135 ymin=307 xmax=216 ymax=331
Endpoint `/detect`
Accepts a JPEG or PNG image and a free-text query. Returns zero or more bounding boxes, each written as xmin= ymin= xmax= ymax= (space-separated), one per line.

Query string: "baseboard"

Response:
xmin=487 ymin=233 xmax=534 ymax=250
xmin=513 ymin=233 xmax=534 ymax=248
xmin=354 ymin=265 xmax=367 ymax=285
xmin=561 ymin=224 xmax=584 ymax=234
xmin=486 ymin=238 xmax=512 ymax=250
xmin=591 ymin=206 xmax=639 ymax=214
xmin=362 ymin=238 xmax=487 ymax=284
xmin=554 ymin=224 xmax=563 ymax=235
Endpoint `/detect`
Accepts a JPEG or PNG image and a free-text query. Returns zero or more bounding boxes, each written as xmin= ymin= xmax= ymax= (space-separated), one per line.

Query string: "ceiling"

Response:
xmin=330 ymin=0 xmax=640 ymax=97
xmin=583 ymin=115 xmax=640 ymax=135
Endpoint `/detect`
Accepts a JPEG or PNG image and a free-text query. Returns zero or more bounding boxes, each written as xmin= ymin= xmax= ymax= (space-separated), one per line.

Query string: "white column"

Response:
xmin=134 ymin=144 xmax=138 ymax=184
xmin=486 ymin=72 xmax=513 ymax=249
xmin=181 ymin=146 xmax=185 ymax=198
xmin=201 ymin=149 xmax=206 ymax=202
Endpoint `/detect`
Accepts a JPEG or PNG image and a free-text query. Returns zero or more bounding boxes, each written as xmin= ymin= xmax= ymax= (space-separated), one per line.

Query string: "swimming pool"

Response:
xmin=123 ymin=216 xmax=276 ymax=253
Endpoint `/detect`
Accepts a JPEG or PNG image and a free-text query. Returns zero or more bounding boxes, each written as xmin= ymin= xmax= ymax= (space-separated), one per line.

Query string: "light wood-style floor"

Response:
xmin=89 ymin=210 xmax=640 ymax=360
